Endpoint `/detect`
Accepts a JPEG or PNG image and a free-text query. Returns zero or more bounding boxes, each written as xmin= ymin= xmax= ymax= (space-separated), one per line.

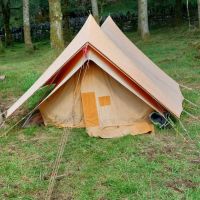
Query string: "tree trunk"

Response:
xmin=91 ymin=0 xmax=99 ymax=23
xmin=175 ymin=0 xmax=182 ymax=25
xmin=62 ymin=0 xmax=72 ymax=45
xmin=63 ymin=14 xmax=71 ymax=44
xmin=198 ymin=0 xmax=200 ymax=28
xmin=48 ymin=0 xmax=64 ymax=50
xmin=138 ymin=0 xmax=150 ymax=40
xmin=0 ymin=37 xmax=4 ymax=53
xmin=23 ymin=0 xmax=33 ymax=50
xmin=1 ymin=0 xmax=12 ymax=46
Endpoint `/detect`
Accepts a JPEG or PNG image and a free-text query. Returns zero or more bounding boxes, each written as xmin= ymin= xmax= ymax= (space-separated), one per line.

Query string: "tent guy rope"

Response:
xmin=184 ymin=98 xmax=199 ymax=108
xmin=45 ymin=128 xmax=70 ymax=200
xmin=45 ymin=58 xmax=90 ymax=200
xmin=183 ymin=109 xmax=199 ymax=120
xmin=0 ymin=66 xmax=62 ymax=137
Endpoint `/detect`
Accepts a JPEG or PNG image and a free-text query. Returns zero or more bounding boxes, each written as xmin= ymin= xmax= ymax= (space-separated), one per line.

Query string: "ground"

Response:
xmin=0 ymin=26 xmax=200 ymax=200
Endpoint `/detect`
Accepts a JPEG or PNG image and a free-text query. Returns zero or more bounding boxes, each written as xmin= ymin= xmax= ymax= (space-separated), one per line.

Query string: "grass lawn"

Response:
xmin=0 ymin=26 xmax=200 ymax=199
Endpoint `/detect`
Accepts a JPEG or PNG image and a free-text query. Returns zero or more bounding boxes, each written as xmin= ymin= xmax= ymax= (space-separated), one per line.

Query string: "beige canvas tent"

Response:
xmin=5 ymin=15 xmax=184 ymax=138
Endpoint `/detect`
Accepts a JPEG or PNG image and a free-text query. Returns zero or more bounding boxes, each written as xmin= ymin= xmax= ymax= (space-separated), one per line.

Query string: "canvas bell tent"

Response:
xmin=5 ymin=15 xmax=184 ymax=138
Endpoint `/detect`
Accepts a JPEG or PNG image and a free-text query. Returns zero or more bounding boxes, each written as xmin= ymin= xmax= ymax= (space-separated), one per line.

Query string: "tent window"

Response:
xmin=99 ymin=96 xmax=111 ymax=107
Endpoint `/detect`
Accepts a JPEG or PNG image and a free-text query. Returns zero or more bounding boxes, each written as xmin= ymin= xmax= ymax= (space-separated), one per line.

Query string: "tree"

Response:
xmin=138 ymin=0 xmax=150 ymax=40
xmin=175 ymin=0 xmax=182 ymax=25
xmin=62 ymin=0 xmax=72 ymax=44
xmin=198 ymin=0 xmax=200 ymax=28
xmin=0 ymin=0 xmax=12 ymax=46
xmin=0 ymin=37 xmax=4 ymax=53
xmin=91 ymin=0 xmax=99 ymax=23
xmin=48 ymin=0 xmax=64 ymax=50
xmin=23 ymin=0 xmax=33 ymax=50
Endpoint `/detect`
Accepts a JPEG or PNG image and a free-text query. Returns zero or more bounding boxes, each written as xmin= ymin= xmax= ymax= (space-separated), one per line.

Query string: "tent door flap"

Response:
xmin=81 ymin=92 xmax=99 ymax=127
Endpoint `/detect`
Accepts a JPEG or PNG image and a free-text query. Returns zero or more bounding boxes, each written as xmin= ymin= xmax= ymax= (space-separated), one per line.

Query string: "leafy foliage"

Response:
xmin=0 ymin=0 xmax=199 ymax=28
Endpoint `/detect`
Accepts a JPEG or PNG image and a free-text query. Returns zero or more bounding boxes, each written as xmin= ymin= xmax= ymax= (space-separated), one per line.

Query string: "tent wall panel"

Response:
xmin=39 ymin=72 xmax=84 ymax=128
xmin=82 ymin=62 xmax=153 ymax=128
xmin=88 ymin=49 xmax=165 ymax=114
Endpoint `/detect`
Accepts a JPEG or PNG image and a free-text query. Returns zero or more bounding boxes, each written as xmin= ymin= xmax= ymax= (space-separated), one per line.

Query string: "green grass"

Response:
xmin=0 ymin=26 xmax=200 ymax=199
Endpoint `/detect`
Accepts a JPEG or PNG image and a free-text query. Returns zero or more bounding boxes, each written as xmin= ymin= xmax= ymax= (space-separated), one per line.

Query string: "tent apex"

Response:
xmin=101 ymin=15 xmax=115 ymax=28
xmin=80 ymin=14 xmax=101 ymax=39
xmin=85 ymin=14 xmax=99 ymax=25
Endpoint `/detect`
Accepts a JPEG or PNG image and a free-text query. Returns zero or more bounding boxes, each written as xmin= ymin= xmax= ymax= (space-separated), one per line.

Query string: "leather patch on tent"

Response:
xmin=81 ymin=92 xmax=99 ymax=127
xmin=99 ymin=96 xmax=111 ymax=106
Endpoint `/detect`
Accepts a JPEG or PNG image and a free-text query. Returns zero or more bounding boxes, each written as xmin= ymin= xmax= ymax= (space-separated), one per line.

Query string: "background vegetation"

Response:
xmin=1 ymin=0 xmax=200 ymax=46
